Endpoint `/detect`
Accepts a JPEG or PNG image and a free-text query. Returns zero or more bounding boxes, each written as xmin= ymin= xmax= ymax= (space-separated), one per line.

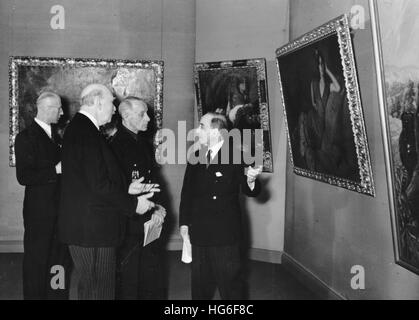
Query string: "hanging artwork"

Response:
xmin=9 ymin=56 xmax=164 ymax=166
xmin=370 ymin=0 xmax=419 ymax=275
xmin=194 ymin=58 xmax=273 ymax=172
xmin=276 ymin=14 xmax=375 ymax=196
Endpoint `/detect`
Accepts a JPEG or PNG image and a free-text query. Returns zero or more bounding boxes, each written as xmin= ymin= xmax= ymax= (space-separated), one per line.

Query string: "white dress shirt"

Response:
xmin=79 ymin=110 xmax=100 ymax=130
xmin=34 ymin=118 xmax=52 ymax=139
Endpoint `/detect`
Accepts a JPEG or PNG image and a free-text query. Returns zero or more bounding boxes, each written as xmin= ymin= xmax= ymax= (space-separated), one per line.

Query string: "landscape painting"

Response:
xmin=9 ymin=56 xmax=164 ymax=166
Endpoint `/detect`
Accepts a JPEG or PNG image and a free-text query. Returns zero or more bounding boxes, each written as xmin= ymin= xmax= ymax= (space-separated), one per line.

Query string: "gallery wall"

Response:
xmin=195 ymin=0 xmax=290 ymax=260
xmin=0 ymin=0 xmax=196 ymax=251
xmin=284 ymin=0 xmax=419 ymax=299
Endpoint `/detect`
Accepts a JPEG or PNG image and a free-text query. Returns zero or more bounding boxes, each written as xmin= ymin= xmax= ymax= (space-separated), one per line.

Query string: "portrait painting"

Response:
xmin=194 ymin=58 xmax=273 ymax=172
xmin=371 ymin=0 xmax=419 ymax=274
xmin=9 ymin=56 xmax=164 ymax=166
xmin=276 ymin=14 xmax=375 ymax=196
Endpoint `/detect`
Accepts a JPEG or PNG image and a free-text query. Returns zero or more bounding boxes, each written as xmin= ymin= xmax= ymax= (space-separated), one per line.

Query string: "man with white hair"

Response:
xmin=58 ymin=84 xmax=158 ymax=300
xmin=110 ymin=97 xmax=166 ymax=299
xmin=15 ymin=91 xmax=69 ymax=299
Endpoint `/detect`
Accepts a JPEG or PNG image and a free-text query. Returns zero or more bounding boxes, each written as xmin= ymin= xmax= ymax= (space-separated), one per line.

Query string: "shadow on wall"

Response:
xmin=240 ymin=174 xmax=272 ymax=299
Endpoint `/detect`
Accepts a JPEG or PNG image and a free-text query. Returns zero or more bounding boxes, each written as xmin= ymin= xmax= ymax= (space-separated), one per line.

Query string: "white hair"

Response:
xmin=80 ymin=84 xmax=111 ymax=107
xmin=118 ymin=96 xmax=147 ymax=119
xmin=36 ymin=91 xmax=60 ymax=108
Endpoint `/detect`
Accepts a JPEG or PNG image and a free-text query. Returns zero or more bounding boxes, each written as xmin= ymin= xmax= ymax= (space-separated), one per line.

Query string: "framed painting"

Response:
xmin=276 ymin=14 xmax=375 ymax=196
xmin=370 ymin=0 xmax=419 ymax=274
xmin=194 ymin=58 xmax=273 ymax=172
xmin=9 ymin=56 xmax=164 ymax=166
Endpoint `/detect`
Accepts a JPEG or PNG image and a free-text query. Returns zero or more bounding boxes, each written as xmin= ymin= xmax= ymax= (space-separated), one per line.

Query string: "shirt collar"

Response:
xmin=79 ymin=110 xmax=100 ymax=130
xmin=207 ymin=140 xmax=224 ymax=160
xmin=34 ymin=118 xmax=52 ymax=139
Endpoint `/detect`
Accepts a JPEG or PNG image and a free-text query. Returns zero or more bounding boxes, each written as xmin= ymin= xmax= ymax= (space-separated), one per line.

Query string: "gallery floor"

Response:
xmin=0 ymin=251 xmax=319 ymax=300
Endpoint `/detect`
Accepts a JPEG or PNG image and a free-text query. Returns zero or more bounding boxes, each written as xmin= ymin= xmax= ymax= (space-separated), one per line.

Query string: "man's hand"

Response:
xmin=246 ymin=165 xmax=262 ymax=189
xmin=151 ymin=204 xmax=166 ymax=227
xmin=136 ymin=192 xmax=155 ymax=215
xmin=129 ymin=177 xmax=160 ymax=195
xmin=215 ymin=108 xmax=225 ymax=115
xmin=55 ymin=162 xmax=62 ymax=174
xmin=180 ymin=225 xmax=190 ymax=242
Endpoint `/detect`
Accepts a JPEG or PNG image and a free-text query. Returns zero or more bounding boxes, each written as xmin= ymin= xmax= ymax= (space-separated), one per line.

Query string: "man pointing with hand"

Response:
xmin=179 ymin=113 xmax=261 ymax=300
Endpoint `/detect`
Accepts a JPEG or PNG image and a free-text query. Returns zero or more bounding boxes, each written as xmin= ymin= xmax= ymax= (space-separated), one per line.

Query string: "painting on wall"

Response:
xmin=9 ymin=56 xmax=164 ymax=166
xmin=194 ymin=58 xmax=273 ymax=172
xmin=276 ymin=14 xmax=375 ymax=196
xmin=370 ymin=0 xmax=419 ymax=275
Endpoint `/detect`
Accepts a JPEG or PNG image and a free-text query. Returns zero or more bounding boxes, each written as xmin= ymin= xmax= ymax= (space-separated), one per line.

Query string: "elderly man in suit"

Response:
xmin=110 ymin=96 xmax=166 ymax=300
xmin=15 ymin=91 xmax=70 ymax=300
xmin=179 ymin=112 xmax=262 ymax=300
xmin=58 ymin=84 xmax=158 ymax=300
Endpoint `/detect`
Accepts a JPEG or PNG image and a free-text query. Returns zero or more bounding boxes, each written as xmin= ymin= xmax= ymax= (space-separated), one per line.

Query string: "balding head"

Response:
xmin=119 ymin=97 xmax=150 ymax=133
xmin=35 ymin=91 xmax=63 ymax=124
xmin=80 ymin=84 xmax=115 ymax=126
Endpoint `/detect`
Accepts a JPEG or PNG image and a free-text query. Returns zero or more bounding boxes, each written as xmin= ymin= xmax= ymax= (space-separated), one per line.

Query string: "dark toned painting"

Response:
xmin=9 ymin=56 xmax=164 ymax=166
xmin=276 ymin=14 xmax=374 ymax=196
xmin=194 ymin=59 xmax=273 ymax=172
xmin=371 ymin=0 xmax=419 ymax=275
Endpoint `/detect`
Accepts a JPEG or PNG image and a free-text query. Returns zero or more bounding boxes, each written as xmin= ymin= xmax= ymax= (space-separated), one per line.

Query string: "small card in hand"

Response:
xmin=143 ymin=219 xmax=162 ymax=246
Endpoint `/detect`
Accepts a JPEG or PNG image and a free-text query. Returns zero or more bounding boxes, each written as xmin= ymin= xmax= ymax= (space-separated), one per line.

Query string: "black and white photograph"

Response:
xmin=0 ymin=0 xmax=418 ymax=308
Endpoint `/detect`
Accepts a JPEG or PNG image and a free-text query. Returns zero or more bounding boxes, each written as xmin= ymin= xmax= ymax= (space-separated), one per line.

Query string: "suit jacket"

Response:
xmin=109 ymin=125 xmax=157 ymax=239
xmin=58 ymin=113 xmax=137 ymax=247
xmin=179 ymin=143 xmax=261 ymax=246
xmin=15 ymin=121 xmax=60 ymax=221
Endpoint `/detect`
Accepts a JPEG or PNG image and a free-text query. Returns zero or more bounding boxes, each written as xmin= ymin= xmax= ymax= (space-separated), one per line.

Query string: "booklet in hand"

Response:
xmin=143 ymin=219 xmax=162 ymax=247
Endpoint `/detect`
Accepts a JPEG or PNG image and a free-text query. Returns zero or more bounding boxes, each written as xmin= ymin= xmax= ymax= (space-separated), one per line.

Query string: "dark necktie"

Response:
xmin=206 ymin=149 xmax=212 ymax=169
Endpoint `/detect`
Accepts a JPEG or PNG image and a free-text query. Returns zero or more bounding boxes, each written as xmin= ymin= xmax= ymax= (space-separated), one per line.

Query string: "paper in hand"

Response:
xmin=181 ymin=238 xmax=192 ymax=263
xmin=143 ymin=219 xmax=162 ymax=247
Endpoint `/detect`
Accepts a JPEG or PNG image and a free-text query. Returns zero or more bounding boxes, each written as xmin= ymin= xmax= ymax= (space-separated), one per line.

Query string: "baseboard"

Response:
xmin=281 ymin=252 xmax=346 ymax=300
xmin=165 ymin=240 xmax=283 ymax=265
xmin=248 ymin=248 xmax=282 ymax=264
xmin=0 ymin=240 xmax=23 ymax=253
xmin=0 ymin=238 xmax=282 ymax=268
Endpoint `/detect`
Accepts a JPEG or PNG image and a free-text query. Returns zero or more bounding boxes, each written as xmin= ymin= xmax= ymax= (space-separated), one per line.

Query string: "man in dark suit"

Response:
xmin=109 ymin=97 xmax=166 ymax=300
xmin=15 ymin=91 xmax=70 ymax=300
xmin=179 ymin=112 xmax=262 ymax=300
xmin=58 ymin=84 xmax=158 ymax=300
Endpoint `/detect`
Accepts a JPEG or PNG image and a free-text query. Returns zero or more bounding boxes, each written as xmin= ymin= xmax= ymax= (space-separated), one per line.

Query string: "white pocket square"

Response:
xmin=215 ymin=172 xmax=223 ymax=177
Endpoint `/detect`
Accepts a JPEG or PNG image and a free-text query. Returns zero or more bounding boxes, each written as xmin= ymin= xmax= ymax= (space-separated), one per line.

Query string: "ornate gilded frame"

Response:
xmin=276 ymin=14 xmax=375 ymax=196
xmin=194 ymin=58 xmax=273 ymax=172
xmin=9 ymin=56 xmax=164 ymax=166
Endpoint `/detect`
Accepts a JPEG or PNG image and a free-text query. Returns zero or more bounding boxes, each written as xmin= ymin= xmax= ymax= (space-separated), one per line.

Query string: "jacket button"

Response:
xmin=213 ymin=196 xmax=217 ymax=200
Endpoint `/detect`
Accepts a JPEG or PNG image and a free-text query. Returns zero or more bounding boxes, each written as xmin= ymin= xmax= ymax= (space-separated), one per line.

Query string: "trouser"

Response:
xmin=191 ymin=244 xmax=244 ymax=300
xmin=116 ymin=235 xmax=165 ymax=300
xmin=23 ymin=217 xmax=71 ymax=300
xmin=68 ymin=246 xmax=115 ymax=300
